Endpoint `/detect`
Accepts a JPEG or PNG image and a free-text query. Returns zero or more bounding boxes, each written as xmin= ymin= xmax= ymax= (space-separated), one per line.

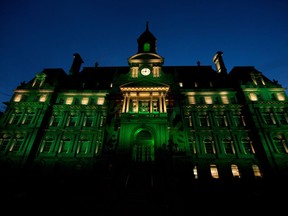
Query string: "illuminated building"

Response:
xmin=0 ymin=23 xmax=287 ymax=213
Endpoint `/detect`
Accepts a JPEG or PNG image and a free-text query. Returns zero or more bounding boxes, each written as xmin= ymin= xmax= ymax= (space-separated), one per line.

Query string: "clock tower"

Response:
xmin=118 ymin=23 xmax=170 ymax=169
xmin=128 ymin=22 xmax=164 ymax=78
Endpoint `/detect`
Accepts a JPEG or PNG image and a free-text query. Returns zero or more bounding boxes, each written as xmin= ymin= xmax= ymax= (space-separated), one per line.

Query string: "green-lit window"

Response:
xmin=41 ymin=137 xmax=53 ymax=153
xmin=204 ymin=138 xmax=214 ymax=154
xmin=143 ymin=42 xmax=150 ymax=52
xmin=241 ymin=137 xmax=255 ymax=154
xmin=0 ymin=136 xmax=11 ymax=152
xmin=216 ymin=114 xmax=227 ymax=127
xmin=139 ymin=101 xmax=149 ymax=112
xmin=233 ymin=114 xmax=246 ymax=127
xmin=84 ymin=115 xmax=93 ymax=127
xmin=74 ymin=98 xmax=80 ymax=105
xmin=276 ymin=112 xmax=288 ymax=125
xmin=9 ymin=112 xmax=22 ymax=125
xmin=10 ymin=136 xmax=24 ymax=152
xmin=273 ymin=136 xmax=288 ymax=154
xmin=188 ymin=136 xmax=196 ymax=154
xmin=50 ymin=115 xmax=61 ymax=127
xmin=67 ymin=115 xmax=77 ymax=127
xmin=22 ymin=112 xmax=35 ymax=125
xmin=199 ymin=114 xmax=210 ymax=127
xmin=223 ymin=138 xmax=234 ymax=154
xmin=78 ymin=138 xmax=90 ymax=154
xmin=60 ymin=138 xmax=71 ymax=154
xmin=262 ymin=112 xmax=276 ymax=125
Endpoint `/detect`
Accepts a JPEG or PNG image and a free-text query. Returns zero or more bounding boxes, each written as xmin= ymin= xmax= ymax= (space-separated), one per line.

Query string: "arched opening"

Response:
xmin=143 ymin=42 xmax=150 ymax=52
xmin=132 ymin=130 xmax=154 ymax=162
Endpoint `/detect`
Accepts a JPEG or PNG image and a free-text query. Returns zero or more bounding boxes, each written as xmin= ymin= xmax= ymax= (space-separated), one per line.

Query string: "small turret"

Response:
xmin=69 ymin=53 xmax=84 ymax=75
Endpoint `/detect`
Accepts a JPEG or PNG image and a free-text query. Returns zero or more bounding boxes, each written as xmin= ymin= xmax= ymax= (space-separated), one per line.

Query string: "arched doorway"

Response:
xmin=132 ymin=130 xmax=154 ymax=162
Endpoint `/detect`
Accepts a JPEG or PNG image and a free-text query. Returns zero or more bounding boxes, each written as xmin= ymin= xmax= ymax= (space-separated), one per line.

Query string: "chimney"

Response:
xmin=69 ymin=53 xmax=84 ymax=75
xmin=213 ymin=51 xmax=227 ymax=75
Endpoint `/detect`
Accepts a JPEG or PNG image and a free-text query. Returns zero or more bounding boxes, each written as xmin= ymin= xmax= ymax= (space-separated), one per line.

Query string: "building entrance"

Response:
xmin=132 ymin=130 xmax=154 ymax=162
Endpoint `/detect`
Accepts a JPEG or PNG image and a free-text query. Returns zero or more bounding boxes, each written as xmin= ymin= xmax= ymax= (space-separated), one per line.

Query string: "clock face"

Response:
xmin=141 ymin=68 xmax=151 ymax=76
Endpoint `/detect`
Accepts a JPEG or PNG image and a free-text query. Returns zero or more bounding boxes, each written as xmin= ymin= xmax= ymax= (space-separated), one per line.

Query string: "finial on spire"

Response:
xmin=146 ymin=21 xmax=149 ymax=31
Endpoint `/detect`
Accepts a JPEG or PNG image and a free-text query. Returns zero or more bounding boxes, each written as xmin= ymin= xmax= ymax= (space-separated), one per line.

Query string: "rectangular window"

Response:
xmin=242 ymin=138 xmax=255 ymax=154
xmin=14 ymin=94 xmax=22 ymax=102
xmin=277 ymin=112 xmax=288 ymax=125
xmin=204 ymin=96 xmax=213 ymax=104
xmin=199 ymin=114 xmax=210 ymax=127
xmin=204 ymin=139 xmax=215 ymax=154
xmin=252 ymin=165 xmax=262 ymax=178
xmin=276 ymin=92 xmax=285 ymax=101
xmin=223 ymin=139 xmax=234 ymax=154
xmin=262 ymin=112 xmax=276 ymax=125
xmin=10 ymin=113 xmax=22 ymax=125
xmin=210 ymin=164 xmax=219 ymax=179
xmin=40 ymin=138 xmax=53 ymax=153
xmin=221 ymin=95 xmax=229 ymax=104
xmin=84 ymin=116 xmax=93 ymax=127
xmin=0 ymin=139 xmax=10 ymax=152
xmin=50 ymin=115 xmax=61 ymax=127
xmin=231 ymin=164 xmax=241 ymax=178
xmin=66 ymin=97 xmax=73 ymax=105
xmin=193 ymin=166 xmax=198 ymax=179
xmin=81 ymin=97 xmax=89 ymax=105
xmin=77 ymin=140 xmax=90 ymax=154
xmin=188 ymin=96 xmax=196 ymax=104
xmin=23 ymin=113 xmax=34 ymax=125
xmin=97 ymin=97 xmax=105 ymax=105
xmin=67 ymin=115 xmax=77 ymax=127
xmin=60 ymin=139 xmax=71 ymax=153
xmin=10 ymin=137 xmax=23 ymax=152
xmin=216 ymin=115 xmax=227 ymax=127
xmin=39 ymin=94 xmax=47 ymax=102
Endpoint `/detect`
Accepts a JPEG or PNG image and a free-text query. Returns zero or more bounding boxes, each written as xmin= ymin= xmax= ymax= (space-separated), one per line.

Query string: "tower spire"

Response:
xmin=146 ymin=21 xmax=149 ymax=31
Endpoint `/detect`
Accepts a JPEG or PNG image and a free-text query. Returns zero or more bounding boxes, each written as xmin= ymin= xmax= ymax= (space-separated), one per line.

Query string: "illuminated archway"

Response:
xmin=132 ymin=129 xmax=154 ymax=162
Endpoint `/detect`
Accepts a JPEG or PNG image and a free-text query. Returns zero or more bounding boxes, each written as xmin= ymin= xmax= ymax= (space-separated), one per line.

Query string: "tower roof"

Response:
xmin=137 ymin=22 xmax=157 ymax=53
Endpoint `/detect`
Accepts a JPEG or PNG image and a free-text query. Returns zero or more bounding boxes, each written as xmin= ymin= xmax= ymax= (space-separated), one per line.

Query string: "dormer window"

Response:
xmin=32 ymin=72 xmax=46 ymax=88
xmin=252 ymin=74 xmax=265 ymax=86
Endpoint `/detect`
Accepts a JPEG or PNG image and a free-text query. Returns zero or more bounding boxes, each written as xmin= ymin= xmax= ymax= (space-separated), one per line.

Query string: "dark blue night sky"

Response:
xmin=0 ymin=0 xmax=287 ymax=111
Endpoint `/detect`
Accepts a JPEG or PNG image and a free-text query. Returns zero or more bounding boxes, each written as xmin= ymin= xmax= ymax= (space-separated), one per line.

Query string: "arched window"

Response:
xmin=143 ymin=42 xmax=150 ymax=52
